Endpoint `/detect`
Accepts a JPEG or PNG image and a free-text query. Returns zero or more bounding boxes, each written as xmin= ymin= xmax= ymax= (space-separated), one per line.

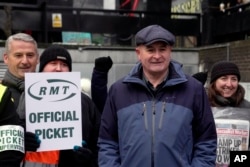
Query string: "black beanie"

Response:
xmin=210 ymin=61 xmax=241 ymax=83
xmin=39 ymin=45 xmax=72 ymax=72
xmin=192 ymin=71 xmax=208 ymax=86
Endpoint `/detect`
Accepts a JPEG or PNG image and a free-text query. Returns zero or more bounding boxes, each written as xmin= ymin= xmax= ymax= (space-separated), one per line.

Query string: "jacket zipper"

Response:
xmin=158 ymin=101 xmax=166 ymax=129
xmin=151 ymin=100 xmax=156 ymax=167
xmin=142 ymin=103 xmax=148 ymax=130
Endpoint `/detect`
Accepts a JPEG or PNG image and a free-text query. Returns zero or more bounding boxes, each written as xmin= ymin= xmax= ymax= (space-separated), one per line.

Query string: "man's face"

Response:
xmin=42 ymin=60 xmax=70 ymax=72
xmin=3 ymin=40 xmax=39 ymax=79
xmin=135 ymin=41 xmax=172 ymax=77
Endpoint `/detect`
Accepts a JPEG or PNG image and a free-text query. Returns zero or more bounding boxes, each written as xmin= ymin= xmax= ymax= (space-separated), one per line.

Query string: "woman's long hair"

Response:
xmin=207 ymin=82 xmax=245 ymax=107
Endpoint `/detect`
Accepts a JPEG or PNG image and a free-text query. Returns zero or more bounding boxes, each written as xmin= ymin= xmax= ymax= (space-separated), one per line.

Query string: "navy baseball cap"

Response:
xmin=135 ymin=25 xmax=175 ymax=46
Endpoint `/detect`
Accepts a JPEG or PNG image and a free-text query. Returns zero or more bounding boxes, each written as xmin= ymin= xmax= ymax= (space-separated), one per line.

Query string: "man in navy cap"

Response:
xmin=98 ymin=24 xmax=217 ymax=167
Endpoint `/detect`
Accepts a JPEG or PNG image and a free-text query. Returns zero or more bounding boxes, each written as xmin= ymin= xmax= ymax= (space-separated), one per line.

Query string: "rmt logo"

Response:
xmin=28 ymin=79 xmax=78 ymax=102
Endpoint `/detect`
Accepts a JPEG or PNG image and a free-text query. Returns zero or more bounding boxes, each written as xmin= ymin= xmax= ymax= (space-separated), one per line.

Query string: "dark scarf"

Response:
xmin=214 ymin=95 xmax=237 ymax=107
xmin=2 ymin=70 xmax=26 ymax=119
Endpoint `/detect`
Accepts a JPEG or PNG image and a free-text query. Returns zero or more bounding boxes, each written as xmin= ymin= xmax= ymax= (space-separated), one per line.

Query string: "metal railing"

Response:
xmin=0 ymin=2 xmax=201 ymax=44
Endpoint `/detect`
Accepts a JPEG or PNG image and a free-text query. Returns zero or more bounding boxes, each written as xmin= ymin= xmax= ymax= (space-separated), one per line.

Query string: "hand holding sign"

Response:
xmin=73 ymin=140 xmax=93 ymax=165
xmin=25 ymin=132 xmax=41 ymax=152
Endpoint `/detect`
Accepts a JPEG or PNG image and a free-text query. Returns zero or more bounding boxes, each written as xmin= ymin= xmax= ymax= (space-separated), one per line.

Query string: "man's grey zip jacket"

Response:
xmin=98 ymin=60 xmax=217 ymax=167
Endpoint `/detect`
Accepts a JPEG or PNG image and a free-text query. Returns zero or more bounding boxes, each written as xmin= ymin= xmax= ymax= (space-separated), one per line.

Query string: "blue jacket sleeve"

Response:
xmin=191 ymin=86 xmax=217 ymax=167
xmin=98 ymin=87 xmax=120 ymax=167
xmin=91 ymin=69 xmax=108 ymax=113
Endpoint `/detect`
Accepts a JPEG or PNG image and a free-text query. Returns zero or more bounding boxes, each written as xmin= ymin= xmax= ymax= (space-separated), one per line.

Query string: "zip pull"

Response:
xmin=152 ymin=101 xmax=156 ymax=115
xmin=142 ymin=103 xmax=146 ymax=115
xmin=142 ymin=102 xmax=148 ymax=130
xmin=159 ymin=101 xmax=166 ymax=129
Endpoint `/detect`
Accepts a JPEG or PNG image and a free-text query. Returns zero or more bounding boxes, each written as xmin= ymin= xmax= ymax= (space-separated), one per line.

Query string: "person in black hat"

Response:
xmin=192 ymin=71 xmax=208 ymax=86
xmin=207 ymin=62 xmax=250 ymax=166
xmin=24 ymin=45 xmax=100 ymax=167
xmin=208 ymin=61 xmax=250 ymax=107
xmin=39 ymin=45 xmax=72 ymax=72
xmin=98 ymin=25 xmax=217 ymax=167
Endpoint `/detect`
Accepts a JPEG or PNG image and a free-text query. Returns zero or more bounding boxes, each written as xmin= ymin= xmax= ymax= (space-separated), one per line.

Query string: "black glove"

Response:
xmin=94 ymin=56 xmax=113 ymax=72
xmin=73 ymin=140 xmax=93 ymax=165
xmin=25 ymin=132 xmax=41 ymax=152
